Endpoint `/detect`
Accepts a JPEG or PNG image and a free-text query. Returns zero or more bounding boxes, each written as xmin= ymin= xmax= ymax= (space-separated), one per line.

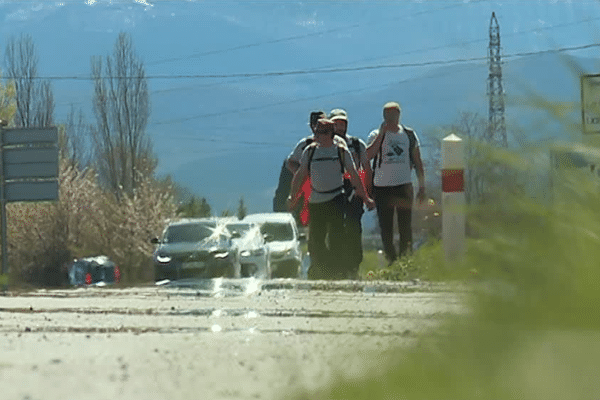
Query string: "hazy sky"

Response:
xmin=1 ymin=0 xmax=600 ymax=212
xmin=2 ymin=0 xmax=600 ymax=126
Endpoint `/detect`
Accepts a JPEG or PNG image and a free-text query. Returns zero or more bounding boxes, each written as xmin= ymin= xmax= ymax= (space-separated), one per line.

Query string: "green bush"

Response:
xmin=6 ymin=160 xmax=177 ymax=287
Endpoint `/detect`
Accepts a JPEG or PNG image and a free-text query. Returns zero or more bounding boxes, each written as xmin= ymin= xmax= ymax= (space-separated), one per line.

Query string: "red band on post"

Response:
xmin=442 ymin=169 xmax=464 ymax=192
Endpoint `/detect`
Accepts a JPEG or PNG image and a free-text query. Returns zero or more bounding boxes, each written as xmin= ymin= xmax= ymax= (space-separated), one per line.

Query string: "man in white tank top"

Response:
xmin=366 ymin=102 xmax=426 ymax=263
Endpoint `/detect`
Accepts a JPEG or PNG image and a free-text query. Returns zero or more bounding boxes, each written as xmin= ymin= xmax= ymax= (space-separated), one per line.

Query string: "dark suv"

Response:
xmin=151 ymin=218 xmax=241 ymax=281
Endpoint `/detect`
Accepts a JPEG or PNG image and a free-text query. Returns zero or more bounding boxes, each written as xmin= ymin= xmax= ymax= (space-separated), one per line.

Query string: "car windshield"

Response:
xmin=164 ymin=224 xmax=214 ymax=243
xmin=260 ymin=222 xmax=294 ymax=241
xmin=225 ymin=223 xmax=252 ymax=236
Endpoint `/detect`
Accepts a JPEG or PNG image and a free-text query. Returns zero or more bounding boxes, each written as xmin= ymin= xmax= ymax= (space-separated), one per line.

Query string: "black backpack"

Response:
xmin=272 ymin=138 xmax=314 ymax=213
xmin=344 ymin=136 xmax=363 ymax=163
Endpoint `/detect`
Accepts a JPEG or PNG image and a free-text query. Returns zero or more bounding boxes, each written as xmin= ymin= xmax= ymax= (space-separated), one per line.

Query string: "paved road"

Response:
xmin=0 ymin=279 xmax=464 ymax=400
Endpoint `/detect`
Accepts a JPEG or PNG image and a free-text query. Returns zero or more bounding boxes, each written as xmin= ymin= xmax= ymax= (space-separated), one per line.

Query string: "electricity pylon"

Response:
xmin=487 ymin=12 xmax=507 ymax=148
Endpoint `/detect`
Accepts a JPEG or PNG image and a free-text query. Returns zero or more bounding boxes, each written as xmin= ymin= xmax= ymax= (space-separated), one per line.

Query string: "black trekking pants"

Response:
xmin=307 ymin=194 xmax=346 ymax=280
xmin=343 ymin=194 xmax=364 ymax=278
xmin=373 ymin=184 xmax=413 ymax=263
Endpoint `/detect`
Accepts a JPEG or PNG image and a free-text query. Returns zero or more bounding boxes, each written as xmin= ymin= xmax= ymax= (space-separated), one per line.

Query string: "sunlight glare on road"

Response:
xmin=244 ymin=277 xmax=261 ymax=296
xmin=212 ymin=277 xmax=224 ymax=297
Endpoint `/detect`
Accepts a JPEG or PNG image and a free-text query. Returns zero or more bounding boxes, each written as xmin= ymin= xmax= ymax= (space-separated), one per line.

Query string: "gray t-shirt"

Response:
xmin=288 ymin=135 xmax=344 ymax=165
xmin=299 ymin=144 xmax=356 ymax=204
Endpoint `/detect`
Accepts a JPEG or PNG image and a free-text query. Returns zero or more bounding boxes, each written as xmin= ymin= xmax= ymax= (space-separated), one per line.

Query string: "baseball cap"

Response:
xmin=314 ymin=118 xmax=335 ymax=135
xmin=328 ymin=108 xmax=348 ymax=121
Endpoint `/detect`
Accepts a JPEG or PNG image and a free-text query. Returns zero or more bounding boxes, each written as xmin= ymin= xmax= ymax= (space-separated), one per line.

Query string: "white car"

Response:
xmin=243 ymin=213 xmax=304 ymax=278
xmin=224 ymin=220 xmax=271 ymax=279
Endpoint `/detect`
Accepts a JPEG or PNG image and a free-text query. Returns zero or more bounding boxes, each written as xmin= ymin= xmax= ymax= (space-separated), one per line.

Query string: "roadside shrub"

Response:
xmin=7 ymin=160 xmax=177 ymax=287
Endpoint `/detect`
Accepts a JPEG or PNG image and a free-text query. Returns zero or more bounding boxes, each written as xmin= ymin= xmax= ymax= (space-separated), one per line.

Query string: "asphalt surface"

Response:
xmin=0 ymin=278 xmax=465 ymax=400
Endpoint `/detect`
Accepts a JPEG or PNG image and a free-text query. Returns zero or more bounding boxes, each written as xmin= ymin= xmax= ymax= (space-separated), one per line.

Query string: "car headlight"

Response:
xmin=241 ymin=248 xmax=265 ymax=258
xmin=212 ymin=251 xmax=229 ymax=259
xmin=156 ymin=254 xmax=172 ymax=264
xmin=274 ymin=249 xmax=293 ymax=257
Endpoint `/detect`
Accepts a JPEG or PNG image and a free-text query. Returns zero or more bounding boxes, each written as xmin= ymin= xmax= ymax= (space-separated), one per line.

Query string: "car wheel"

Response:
xmin=273 ymin=260 xmax=300 ymax=278
xmin=265 ymin=256 xmax=272 ymax=279
xmin=224 ymin=255 xmax=241 ymax=279
xmin=241 ymin=264 xmax=250 ymax=278
xmin=154 ymin=265 xmax=166 ymax=282
xmin=223 ymin=262 xmax=237 ymax=278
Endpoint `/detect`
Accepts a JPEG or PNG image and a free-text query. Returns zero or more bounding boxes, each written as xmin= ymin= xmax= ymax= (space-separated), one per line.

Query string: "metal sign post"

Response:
xmin=581 ymin=74 xmax=600 ymax=149
xmin=0 ymin=122 xmax=6 ymax=275
xmin=0 ymin=126 xmax=59 ymax=275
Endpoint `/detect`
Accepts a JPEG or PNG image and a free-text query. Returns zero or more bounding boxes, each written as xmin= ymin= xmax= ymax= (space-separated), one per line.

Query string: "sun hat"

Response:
xmin=328 ymin=108 xmax=348 ymax=121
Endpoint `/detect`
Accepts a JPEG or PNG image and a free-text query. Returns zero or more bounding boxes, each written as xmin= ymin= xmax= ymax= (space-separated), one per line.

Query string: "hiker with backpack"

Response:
xmin=367 ymin=102 xmax=426 ymax=264
xmin=329 ymin=108 xmax=373 ymax=279
xmin=287 ymin=118 xmax=375 ymax=280
xmin=273 ymin=111 xmax=327 ymax=224
xmin=277 ymin=110 xmax=345 ymax=226
xmin=286 ymin=111 xmax=327 ymax=174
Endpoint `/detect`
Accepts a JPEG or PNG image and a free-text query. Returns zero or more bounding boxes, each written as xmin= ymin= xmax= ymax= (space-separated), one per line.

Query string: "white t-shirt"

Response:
xmin=299 ymin=144 xmax=355 ymax=204
xmin=367 ymin=126 xmax=420 ymax=187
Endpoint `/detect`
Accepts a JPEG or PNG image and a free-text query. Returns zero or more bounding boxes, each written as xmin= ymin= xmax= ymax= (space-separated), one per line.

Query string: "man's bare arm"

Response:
xmin=345 ymin=157 xmax=375 ymax=210
xmin=360 ymin=148 xmax=373 ymax=196
xmin=412 ymin=146 xmax=426 ymax=203
xmin=287 ymin=162 xmax=308 ymax=210
xmin=286 ymin=158 xmax=300 ymax=174
xmin=365 ymin=122 xmax=386 ymax=160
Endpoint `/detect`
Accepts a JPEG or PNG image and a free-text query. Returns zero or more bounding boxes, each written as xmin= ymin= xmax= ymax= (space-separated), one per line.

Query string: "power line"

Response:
xmin=147 ymin=42 xmax=600 ymax=125
xmin=4 ymin=42 xmax=599 ymax=83
xmin=149 ymin=62 xmax=482 ymax=128
xmin=339 ymin=15 xmax=600 ymax=68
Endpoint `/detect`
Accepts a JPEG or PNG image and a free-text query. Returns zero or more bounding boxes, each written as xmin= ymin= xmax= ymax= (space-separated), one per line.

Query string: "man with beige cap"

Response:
xmin=329 ymin=108 xmax=372 ymax=279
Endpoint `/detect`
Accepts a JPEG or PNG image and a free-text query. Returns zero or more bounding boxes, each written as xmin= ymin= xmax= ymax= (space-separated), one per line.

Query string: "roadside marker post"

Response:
xmin=442 ymin=134 xmax=466 ymax=264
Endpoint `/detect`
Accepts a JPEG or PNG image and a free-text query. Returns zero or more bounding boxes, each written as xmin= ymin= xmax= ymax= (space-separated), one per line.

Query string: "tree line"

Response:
xmin=0 ymin=32 xmax=245 ymax=286
xmin=0 ymin=32 xmax=520 ymax=286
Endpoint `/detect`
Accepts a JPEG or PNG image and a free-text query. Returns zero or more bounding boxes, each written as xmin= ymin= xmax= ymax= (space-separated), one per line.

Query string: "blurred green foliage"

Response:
xmin=296 ymin=118 xmax=600 ymax=399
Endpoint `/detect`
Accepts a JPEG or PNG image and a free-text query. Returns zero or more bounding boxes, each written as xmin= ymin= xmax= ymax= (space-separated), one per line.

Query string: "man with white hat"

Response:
xmin=329 ymin=108 xmax=373 ymax=279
